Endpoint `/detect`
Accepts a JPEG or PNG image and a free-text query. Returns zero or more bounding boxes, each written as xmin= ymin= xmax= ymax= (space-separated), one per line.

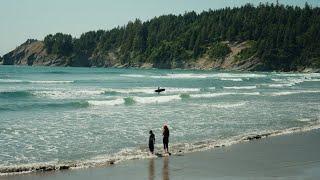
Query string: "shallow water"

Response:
xmin=0 ymin=66 xmax=320 ymax=173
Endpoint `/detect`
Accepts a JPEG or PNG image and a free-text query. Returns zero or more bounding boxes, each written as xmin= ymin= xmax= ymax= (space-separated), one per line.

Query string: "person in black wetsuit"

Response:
xmin=149 ymin=130 xmax=155 ymax=154
xmin=162 ymin=125 xmax=170 ymax=154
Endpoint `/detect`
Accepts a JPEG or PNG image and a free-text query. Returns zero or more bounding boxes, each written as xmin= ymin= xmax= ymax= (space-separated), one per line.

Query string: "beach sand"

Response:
xmin=3 ymin=129 xmax=320 ymax=180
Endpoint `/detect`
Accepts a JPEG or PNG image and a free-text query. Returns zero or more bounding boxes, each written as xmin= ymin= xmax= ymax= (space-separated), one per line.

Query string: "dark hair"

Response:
xmin=149 ymin=130 xmax=153 ymax=134
xmin=163 ymin=125 xmax=169 ymax=137
xmin=164 ymin=125 xmax=168 ymax=131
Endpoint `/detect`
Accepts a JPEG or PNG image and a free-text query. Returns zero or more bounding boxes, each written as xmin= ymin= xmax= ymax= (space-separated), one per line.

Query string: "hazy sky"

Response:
xmin=1 ymin=0 xmax=319 ymax=55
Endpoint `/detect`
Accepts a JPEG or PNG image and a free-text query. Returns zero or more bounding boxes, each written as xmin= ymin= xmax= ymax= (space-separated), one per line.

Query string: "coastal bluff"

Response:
xmin=1 ymin=39 xmax=74 ymax=67
xmin=1 ymin=39 xmax=267 ymax=71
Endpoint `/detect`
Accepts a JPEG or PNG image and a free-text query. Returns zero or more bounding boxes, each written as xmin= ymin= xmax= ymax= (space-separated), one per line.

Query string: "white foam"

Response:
xmin=297 ymin=118 xmax=311 ymax=122
xmin=34 ymin=90 xmax=105 ymax=99
xmin=190 ymin=92 xmax=260 ymax=98
xmin=270 ymin=90 xmax=320 ymax=96
xmin=191 ymin=93 xmax=232 ymax=98
xmin=287 ymin=78 xmax=305 ymax=84
xmin=88 ymin=99 xmax=124 ymax=106
xmin=88 ymin=95 xmax=181 ymax=106
xmin=29 ymin=80 xmax=74 ymax=84
xmin=220 ymin=78 xmax=243 ymax=81
xmin=104 ymin=88 xmax=155 ymax=94
xmin=305 ymin=78 xmax=320 ymax=82
xmin=165 ymin=88 xmax=200 ymax=93
xmin=0 ymin=79 xmax=24 ymax=83
xmin=207 ymin=87 xmax=216 ymax=90
xmin=120 ymin=74 xmax=146 ymax=78
xmin=150 ymin=74 xmax=208 ymax=79
xmin=194 ymin=102 xmax=247 ymax=108
xmin=267 ymin=83 xmax=294 ymax=88
xmin=150 ymin=73 xmax=266 ymax=79
xmin=214 ymin=73 xmax=267 ymax=78
xmin=0 ymin=80 xmax=74 ymax=84
xmin=135 ymin=95 xmax=181 ymax=104
xmin=223 ymin=86 xmax=257 ymax=90
xmin=270 ymin=77 xmax=320 ymax=87
xmin=104 ymin=87 xmax=200 ymax=94
xmin=271 ymin=78 xmax=284 ymax=82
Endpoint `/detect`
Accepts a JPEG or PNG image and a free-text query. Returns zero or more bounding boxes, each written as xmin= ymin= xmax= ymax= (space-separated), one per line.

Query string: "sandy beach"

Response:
xmin=3 ymin=129 xmax=320 ymax=180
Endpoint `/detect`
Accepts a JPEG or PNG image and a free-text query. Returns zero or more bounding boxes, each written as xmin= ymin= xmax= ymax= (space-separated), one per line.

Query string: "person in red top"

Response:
xmin=162 ymin=125 xmax=170 ymax=154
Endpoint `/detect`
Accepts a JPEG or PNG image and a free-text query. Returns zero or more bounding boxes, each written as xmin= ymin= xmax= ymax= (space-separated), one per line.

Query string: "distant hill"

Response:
xmin=2 ymin=3 xmax=320 ymax=72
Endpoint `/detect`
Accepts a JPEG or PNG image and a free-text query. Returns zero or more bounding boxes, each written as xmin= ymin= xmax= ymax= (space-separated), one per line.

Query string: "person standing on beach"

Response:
xmin=149 ymin=130 xmax=155 ymax=154
xmin=162 ymin=125 xmax=170 ymax=154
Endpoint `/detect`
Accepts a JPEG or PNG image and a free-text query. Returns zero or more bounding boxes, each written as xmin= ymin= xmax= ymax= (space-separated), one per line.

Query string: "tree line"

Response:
xmin=43 ymin=3 xmax=320 ymax=71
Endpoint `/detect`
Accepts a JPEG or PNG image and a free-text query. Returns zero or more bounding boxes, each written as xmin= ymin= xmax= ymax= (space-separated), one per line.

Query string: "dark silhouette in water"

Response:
xmin=162 ymin=125 xmax=170 ymax=153
xmin=149 ymin=130 xmax=155 ymax=154
xmin=155 ymin=87 xmax=165 ymax=94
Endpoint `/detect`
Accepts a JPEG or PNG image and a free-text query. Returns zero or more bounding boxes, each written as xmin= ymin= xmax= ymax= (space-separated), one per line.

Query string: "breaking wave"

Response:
xmin=88 ymin=92 xmax=260 ymax=106
xmin=0 ymin=79 xmax=74 ymax=84
xmin=223 ymin=86 xmax=257 ymax=90
xmin=28 ymin=80 xmax=74 ymax=84
xmin=220 ymin=78 xmax=243 ymax=81
xmin=269 ymin=90 xmax=320 ymax=96
xmin=150 ymin=73 xmax=266 ymax=79
xmin=120 ymin=74 xmax=146 ymax=78
xmin=103 ymin=87 xmax=200 ymax=95
xmin=190 ymin=92 xmax=260 ymax=98
xmin=193 ymin=102 xmax=247 ymax=108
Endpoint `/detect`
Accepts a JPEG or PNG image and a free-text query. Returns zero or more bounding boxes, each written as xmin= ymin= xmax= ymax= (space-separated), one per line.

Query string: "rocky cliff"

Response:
xmin=2 ymin=40 xmax=268 ymax=71
xmin=2 ymin=39 xmax=71 ymax=66
xmin=3 ymin=40 xmax=96 ymax=67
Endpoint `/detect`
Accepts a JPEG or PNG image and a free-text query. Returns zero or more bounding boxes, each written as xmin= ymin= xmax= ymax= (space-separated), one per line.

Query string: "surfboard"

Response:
xmin=155 ymin=88 xmax=165 ymax=93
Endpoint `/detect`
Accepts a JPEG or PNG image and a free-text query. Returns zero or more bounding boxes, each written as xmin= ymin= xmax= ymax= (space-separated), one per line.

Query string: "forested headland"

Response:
xmin=2 ymin=3 xmax=320 ymax=72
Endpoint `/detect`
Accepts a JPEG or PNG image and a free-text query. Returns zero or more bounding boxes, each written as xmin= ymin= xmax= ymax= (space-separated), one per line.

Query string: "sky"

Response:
xmin=0 ymin=0 xmax=319 ymax=56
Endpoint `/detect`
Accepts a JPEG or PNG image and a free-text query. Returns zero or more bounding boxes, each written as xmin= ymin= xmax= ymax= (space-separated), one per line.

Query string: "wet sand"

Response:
xmin=3 ymin=129 xmax=320 ymax=180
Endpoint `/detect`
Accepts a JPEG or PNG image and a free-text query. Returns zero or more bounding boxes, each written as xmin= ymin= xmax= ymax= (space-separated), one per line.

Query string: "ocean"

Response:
xmin=1 ymin=65 xmax=320 ymax=174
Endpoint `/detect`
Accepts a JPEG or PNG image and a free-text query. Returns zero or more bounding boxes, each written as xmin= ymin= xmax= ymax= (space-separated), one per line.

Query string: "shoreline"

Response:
xmin=3 ymin=128 xmax=320 ymax=180
xmin=1 ymin=121 xmax=320 ymax=177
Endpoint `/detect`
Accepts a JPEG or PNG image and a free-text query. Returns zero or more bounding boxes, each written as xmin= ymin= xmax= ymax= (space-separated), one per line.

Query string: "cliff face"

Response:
xmin=188 ymin=42 xmax=266 ymax=71
xmin=3 ymin=39 xmax=68 ymax=66
xmin=2 ymin=40 xmax=268 ymax=71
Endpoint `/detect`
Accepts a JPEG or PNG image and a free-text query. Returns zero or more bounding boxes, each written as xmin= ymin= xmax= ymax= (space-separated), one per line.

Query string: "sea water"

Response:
xmin=0 ymin=66 xmax=320 ymax=174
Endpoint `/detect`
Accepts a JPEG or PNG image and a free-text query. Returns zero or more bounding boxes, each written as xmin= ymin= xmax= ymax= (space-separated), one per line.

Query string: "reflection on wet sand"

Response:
xmin=148 ymin=156 xmax=170 ymax=180
xmin=163 ymin=156 xmax=169 ymax=180
xmin=148 ymin=158 xmax=155 ymax=180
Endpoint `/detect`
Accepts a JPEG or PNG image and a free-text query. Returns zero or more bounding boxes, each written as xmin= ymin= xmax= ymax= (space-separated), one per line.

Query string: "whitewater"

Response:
xmin=1 ymin=66 xmax=320 ymax=175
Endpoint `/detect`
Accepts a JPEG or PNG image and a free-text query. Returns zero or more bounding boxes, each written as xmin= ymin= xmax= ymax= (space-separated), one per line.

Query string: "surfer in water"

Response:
xmin=149 ymin=130 xmax=155 ymax=155
xmin=162 ymin=124 xmax=170 ymax=154
xmin=155 ymin=87 xmax=165 ymax=94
